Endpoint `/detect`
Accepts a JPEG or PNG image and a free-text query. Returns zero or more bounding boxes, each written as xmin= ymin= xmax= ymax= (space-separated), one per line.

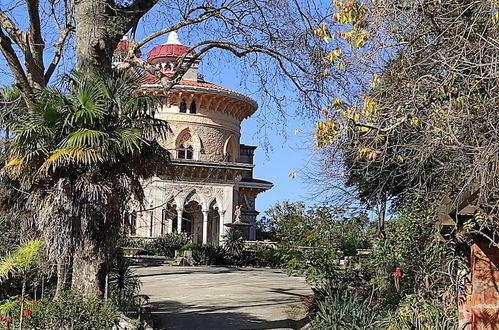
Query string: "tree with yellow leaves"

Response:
xmin=314 ymin=0 xmax=499 ymax=244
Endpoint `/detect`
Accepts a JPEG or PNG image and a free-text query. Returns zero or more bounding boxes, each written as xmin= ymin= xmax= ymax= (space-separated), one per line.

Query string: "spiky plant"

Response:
xmin=0 ymin=86 xmax=21 ymax=142
xmin=0 ymin=239 xmax=45 ymax=282
xmin=1 ymin=70 xmax=170 ymax=298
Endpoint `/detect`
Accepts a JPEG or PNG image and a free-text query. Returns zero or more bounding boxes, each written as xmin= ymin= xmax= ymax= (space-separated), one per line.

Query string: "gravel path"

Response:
xmin=135 ymin=265 xmax=312 ymax=330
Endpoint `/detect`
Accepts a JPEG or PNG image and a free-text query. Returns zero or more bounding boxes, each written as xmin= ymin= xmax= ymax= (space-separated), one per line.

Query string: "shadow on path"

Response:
xmin=149 ymin=300 xmax=307 ymax=330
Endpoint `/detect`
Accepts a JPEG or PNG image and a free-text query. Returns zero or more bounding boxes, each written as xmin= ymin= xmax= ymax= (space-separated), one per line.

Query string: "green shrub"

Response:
xmin=178 ymin=242 xmax=196 ymax=256
xmin=117 ymin=235 xmax=147 ymax=250
xmin=143 ymin=233 xmax=191 ymax=258
xmin=239 ymin=244 xmax=282 ymax=268
xmin=311 ymin=284 xmax=380 ymax=330
xmin=0 ymin=291 xmax=119 ymax=330
xmin=192 ymin=245 xmax=229 ymax=265
xmin=380 ymin=294 xmax=457 ymax=330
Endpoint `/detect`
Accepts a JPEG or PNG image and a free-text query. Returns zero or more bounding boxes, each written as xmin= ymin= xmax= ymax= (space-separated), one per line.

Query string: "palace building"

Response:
xmin=115 ymin=32 xmax=272 ymax=245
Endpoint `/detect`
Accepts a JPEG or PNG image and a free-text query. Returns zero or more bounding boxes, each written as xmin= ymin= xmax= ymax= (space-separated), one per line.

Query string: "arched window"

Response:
xmin=176 ymin=129 xmax=200 ymax=160
xmin=179 ymin=101 xmax=187 ymax=113
xmin=223 ymin=135 xmax=238 ymax=162
xmin=189 ymin=100 xmax=196 ymax=114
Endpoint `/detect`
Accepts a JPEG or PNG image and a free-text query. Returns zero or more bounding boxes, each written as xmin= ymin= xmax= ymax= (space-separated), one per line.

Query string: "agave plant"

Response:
xmin=311 ymin=284 xmax=381 ymax=330
xmin=1 ymin=70 xmax=170 ymax=298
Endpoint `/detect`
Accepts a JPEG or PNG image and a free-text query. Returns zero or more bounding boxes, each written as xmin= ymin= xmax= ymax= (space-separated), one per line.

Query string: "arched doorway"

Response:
xmin=183 ymin=200 xmax=202 ymax=244
xmin=207 ymin=200 xmax=221 ymax=245
xmin=162 ymin=202 xmax=177 ymax=235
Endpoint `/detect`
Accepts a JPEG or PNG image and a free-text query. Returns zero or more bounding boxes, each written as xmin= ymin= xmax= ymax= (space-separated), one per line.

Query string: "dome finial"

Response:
xmin=166 ymin=31 xmax=182 ymax=45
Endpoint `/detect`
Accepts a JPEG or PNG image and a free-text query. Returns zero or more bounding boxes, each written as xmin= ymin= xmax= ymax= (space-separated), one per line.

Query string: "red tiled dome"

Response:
xmin=115 ymin=39 xmax=130 ymax=52
xmin=147 ymin=44 xmax=193 ymax=63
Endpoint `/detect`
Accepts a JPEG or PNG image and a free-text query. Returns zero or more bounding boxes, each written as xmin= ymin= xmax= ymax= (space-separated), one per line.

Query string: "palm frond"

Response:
xmin=110 ymin=127 xmax=144 ymax=154
xmin=62 ymin=129 xmax=110 ymax=149
xmin=0 ymin=238 xmax=45 ymax=282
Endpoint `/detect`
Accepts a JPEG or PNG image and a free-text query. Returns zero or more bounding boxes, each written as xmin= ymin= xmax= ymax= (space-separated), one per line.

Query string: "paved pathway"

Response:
xmin=135 ymin=265 xmax=312 ymax=330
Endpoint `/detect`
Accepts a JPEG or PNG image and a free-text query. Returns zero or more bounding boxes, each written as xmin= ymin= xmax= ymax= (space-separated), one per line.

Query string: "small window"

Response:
xmin=189 ymin=100 xmax=196 ymax=114
xmin=178 ymin=144 xmax=193 ymax=160
xmin=179 ymin=101 xmax=187 ymax=113
xmin=125 ymin=211 xmax=136 ymax=236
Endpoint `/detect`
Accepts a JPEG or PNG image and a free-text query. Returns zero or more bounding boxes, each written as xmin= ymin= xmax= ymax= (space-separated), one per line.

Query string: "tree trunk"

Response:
xmin=378 ymin=192 xmax=387 ymax=239
xmin=71 ymin=234 xmax=110 ymax=299
xmin=74 ymin=0 xmax=116 ymax=73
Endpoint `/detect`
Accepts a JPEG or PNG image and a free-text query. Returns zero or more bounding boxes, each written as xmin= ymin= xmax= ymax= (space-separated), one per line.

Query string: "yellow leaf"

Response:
xmin=289 ymin=172 xmax=297 ymax=179
xmin=325 ymin=48 xmax=342 ymax=62
xmin=353 ymin=30 xmax=369 ymax=48
xmin=394 ymin=155 xmax=405 ymax=163
xmin=337 ymin=61 xmax=346 ymax=70
xmin=410 ymin=117 xmax=420 ymax=126
xmin=493 ymin=12 xmax=499 ymax=24
xmin=4 ymin=158 xmax=21 ymax=168
xmin=332 ymin=97 xmax=343 ymax=108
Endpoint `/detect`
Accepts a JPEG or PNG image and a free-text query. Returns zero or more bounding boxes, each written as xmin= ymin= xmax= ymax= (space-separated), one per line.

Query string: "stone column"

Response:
xmin=176 ymin=208 xmax=183 ymax=233
xmin=218 ymin=210 xmax=226 ymax=245
xmin=167 ymin=216 xmax=173 ymax=234
xmin=202 ymin=209 xmax=209 ymax=245
xmin=249 ymin=220 xmax=256 ymax=241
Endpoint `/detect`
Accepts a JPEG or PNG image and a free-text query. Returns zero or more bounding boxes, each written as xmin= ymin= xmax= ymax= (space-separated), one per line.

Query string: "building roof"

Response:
xmin=147 ymin=44 xmax=193 ymax=63
xmin=146 ymin=32 xmax=194 ymax=63
xmin=240 ymin=177 xmax=273 ymax=185
xmin=239 ymin=177 xmax=273 ymax=193
xmin=138 ymin=72 xmax=258 ymax=110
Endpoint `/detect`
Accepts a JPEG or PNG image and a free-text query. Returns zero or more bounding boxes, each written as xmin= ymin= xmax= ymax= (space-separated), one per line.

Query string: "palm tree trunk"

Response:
xmin=72 ymin=236 xmax=108 ymax=299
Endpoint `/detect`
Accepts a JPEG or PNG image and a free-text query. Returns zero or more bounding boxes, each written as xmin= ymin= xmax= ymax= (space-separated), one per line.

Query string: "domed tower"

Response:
xmin=124 ymin=32 xmax=272 ymax=245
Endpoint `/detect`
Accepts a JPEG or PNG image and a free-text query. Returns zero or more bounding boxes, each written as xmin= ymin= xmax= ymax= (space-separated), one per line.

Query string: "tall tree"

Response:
xmin=2 ymin=71 xmax=170 ymax=297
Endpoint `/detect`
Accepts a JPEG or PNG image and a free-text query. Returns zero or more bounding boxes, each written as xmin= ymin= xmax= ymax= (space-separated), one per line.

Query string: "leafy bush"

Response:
xmin=262 ymin=201 xmax=372 ymax=283
xmin=143 ymin=233 xmax=191 ymax=258
xmin=369 ymin=203 xmax=462 ymax=309
xmin=311 ymin=284 xmax=380 ymax=330
xmin=380 ymin=295 xmax=457 ymax=330
xmin=117 ymin=235 xmax=148 ymax=250
xmin=240 ymin=244 xmax=282 ymax=268
xmin=0 ymin=291 xmax=119 ymax=330
xmin=192 ymin=245 xmax=229 ymax=265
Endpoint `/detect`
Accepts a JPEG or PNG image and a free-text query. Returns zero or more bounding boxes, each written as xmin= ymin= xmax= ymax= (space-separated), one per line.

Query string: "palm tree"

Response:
xmin=1 ymin=70 xmax=170 ymax=298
